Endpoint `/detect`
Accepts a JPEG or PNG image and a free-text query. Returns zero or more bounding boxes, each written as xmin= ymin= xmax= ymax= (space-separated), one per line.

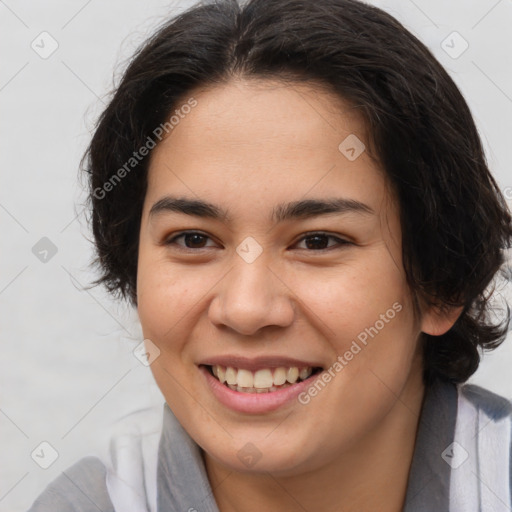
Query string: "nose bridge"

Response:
xmin=233 ymin=249 xmax=277 ymax=300
xmin=209 ymin=248 xmax=294 ymax=335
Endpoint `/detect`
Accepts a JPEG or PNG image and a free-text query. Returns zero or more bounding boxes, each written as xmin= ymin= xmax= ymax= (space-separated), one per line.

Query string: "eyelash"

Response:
xmin=164 ymin=231 xmax=352 ymax=252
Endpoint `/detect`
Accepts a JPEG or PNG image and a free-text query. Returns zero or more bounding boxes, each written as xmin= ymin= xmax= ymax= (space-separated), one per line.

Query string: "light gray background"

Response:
xmin=1 ymin=1 xmax=511 ymax=510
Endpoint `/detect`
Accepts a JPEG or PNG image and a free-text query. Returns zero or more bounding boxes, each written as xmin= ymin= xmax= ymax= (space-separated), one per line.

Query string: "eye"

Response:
xmin=163 ymin=230 xmax=351 ymax=252
xmin=164 ymin=231 xmax=218 ymax=250
xmin=293 ymin=232 xmax=351 ymax=251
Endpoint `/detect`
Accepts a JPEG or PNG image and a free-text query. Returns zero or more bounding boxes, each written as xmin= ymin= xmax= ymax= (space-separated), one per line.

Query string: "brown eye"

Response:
xmin=295 ymin=233 xmax=351 ymax=251
xmin=165 ymin=231 xmax=216 ymax=250
xmin=182 ymin=233 xmax=208 ymax=248
xmin=304 ymin=234 xmax=330 ymax=250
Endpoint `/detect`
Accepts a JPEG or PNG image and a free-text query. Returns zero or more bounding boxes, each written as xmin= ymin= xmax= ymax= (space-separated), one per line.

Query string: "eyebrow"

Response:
xmin=149 ymin=195 xmax=374 ymax=224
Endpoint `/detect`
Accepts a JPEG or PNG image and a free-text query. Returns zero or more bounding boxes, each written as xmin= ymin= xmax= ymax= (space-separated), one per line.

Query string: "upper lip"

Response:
xmin=198 ymin=355 xmax=324 ymax=371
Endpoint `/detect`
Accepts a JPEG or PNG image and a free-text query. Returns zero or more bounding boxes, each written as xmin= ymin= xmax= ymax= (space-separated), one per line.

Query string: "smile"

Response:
xmin=205 ymin=365 xmax=323 ymax=393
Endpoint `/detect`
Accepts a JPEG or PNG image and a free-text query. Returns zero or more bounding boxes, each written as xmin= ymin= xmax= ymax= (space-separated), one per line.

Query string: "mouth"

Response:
xmin=201 ymin=364 xmax=324 ymax=394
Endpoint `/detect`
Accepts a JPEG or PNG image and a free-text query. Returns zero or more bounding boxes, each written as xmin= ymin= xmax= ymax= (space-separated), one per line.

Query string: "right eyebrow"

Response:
xmin=149 ymin=196 xmax=231 ymax=223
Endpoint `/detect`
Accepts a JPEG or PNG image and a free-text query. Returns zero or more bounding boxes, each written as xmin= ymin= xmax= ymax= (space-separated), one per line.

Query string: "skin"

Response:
xmin=136 ymin=78 xmax=460 ymax=512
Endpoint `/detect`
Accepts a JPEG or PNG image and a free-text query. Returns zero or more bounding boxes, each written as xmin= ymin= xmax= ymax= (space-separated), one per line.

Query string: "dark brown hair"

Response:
xmin=83 ymin=0 xmax=512 ymax=384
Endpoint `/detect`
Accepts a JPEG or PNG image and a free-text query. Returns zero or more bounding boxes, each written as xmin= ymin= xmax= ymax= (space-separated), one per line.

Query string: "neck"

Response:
xmin=205 ymin=366 xmax=425 ymax=512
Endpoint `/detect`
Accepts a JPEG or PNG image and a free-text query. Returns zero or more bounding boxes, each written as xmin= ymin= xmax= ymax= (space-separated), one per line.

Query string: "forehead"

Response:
xmin=156 ymin=77 xmax=367 ymax=155
xmin=145 ymin=78 xmax=390 ymax=220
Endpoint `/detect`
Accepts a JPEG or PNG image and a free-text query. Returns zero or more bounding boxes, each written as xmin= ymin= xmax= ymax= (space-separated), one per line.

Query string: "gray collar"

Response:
xmin=403 ymin=378 xmax=457 ymax=511
xmin=157 ymin=378 xmax=457 ymax=512
xmin=156 ymin=406 xmax=220 ymax=512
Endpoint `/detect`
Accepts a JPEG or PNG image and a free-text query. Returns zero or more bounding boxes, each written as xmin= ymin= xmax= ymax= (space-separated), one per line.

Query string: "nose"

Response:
xmin=208 ymin=254 xmax=295 ymax=336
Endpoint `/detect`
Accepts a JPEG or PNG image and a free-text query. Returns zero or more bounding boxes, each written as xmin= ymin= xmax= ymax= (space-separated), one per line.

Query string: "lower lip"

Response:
xmin=199 ymin=365 xmax=320 ymax=414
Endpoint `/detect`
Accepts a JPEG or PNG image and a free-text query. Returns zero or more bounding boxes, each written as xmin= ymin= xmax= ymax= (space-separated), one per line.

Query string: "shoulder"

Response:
xmin=27 ymin=456 xmax=114 ymax=512
xmin=27 ymin=403 xmax=165 ymax=512
xmin=458 ymin=382 xmax=512 ymax=421
xmin=454 ymin=381 xmax=512 ymax=448
xmin=450 ymin=382 xmax=512 ymax=508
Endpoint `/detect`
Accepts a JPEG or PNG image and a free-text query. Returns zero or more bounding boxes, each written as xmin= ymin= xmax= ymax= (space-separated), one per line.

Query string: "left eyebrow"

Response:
xmin=148 ymin=195 xmax=374 ymax=224
xmin=272 ymin=197 xmax=374 ymax=223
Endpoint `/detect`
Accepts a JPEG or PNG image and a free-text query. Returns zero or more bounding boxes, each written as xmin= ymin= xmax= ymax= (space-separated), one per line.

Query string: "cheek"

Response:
xmin=136 ymin=254 xmax=205 ymax=408
xmin=136 ymin=251 xmax=209 ymax=342
xmin=291 ymin=258 xmax=411 ymax=336
xmin=292 ymin=254 xmax=419 ymax=392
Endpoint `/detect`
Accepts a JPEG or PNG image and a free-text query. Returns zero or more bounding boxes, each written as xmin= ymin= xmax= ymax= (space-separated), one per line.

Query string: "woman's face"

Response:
xmin=137 ymin=78 xmax=435 ymax=475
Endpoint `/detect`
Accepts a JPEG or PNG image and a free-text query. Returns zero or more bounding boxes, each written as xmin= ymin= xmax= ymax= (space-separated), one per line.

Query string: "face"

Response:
xmin=137 ymin=78 xmax=432 ymax=476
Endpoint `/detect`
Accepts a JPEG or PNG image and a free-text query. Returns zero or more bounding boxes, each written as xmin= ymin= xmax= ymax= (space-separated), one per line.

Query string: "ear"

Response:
xmin=420 ymin=303 xmax=464 ymax=336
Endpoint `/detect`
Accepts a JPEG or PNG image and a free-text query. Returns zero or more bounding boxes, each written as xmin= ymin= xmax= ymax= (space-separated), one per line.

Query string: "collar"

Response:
xmin=156 ymin=378 xmax=457 ymax=511
xmin=403 ymin=378 xmax=457 ymax=511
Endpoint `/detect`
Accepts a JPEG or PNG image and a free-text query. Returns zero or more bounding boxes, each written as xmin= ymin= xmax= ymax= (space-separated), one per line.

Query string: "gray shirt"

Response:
xmin=27 ymin=378 xmax=512 ymax=511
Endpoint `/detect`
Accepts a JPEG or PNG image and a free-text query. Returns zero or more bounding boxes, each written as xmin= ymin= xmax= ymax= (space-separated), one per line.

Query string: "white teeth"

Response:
xmin=227 ymin=383 xmax=294 ymax=393
xmin=210 ymin=365 xmax=315 ymax=390
xmin=273 ymin=367 xmax=287 ymax=385
xmin=286 ymin=367 xmax=299 ymax=384
xmin=237 ymin=369 xmax=254 ymax=388
xmin=253 ymin=369 xmax=273 ymax=388
xmin=299 ymin=367 xmax=312 ymax=380
xmin=236 ymin=385 xmax=252 ymax=393
xmin=225 ymin=367 xmax=237 ymax=385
